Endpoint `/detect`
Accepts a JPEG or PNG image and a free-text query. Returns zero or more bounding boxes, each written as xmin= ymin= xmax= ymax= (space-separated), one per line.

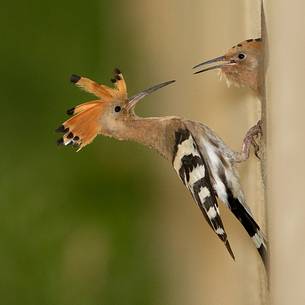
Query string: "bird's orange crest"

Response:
xmin=56 ymin=69 xmax=175 ymax=151
xmin=56 ymin=68 xmax=127 ymax=151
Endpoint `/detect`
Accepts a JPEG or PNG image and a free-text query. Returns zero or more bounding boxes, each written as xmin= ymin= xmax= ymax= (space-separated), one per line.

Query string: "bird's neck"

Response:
xmin=107 ymin=116 xmax=177 ymax=160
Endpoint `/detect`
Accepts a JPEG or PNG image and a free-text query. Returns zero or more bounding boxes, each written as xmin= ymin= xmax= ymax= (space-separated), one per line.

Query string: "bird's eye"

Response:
xmin=114 ymin=106 xmax=121 ymax=113
xmin=238 ymin=53 xmax=246 ymax=60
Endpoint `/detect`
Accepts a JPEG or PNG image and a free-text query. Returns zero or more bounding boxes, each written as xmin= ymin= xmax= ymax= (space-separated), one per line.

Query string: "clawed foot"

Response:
xmin=236 ymin=120 xmax=263 ymax=162
xmin=245 ymin=120 xmax=262 ymax=159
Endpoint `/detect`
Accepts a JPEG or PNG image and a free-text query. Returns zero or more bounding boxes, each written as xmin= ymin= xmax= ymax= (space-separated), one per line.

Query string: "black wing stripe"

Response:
xmin=179 ymin=154 xmax=204 ymax=183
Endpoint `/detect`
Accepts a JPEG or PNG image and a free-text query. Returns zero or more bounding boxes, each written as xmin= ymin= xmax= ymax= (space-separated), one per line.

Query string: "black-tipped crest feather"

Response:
xmin=70 ymin=74 xmax=81 ymax=84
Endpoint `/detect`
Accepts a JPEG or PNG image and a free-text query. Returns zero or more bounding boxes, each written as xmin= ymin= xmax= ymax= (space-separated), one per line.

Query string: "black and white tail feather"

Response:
xmin=172 ymin=126 xmax=267 ymax=267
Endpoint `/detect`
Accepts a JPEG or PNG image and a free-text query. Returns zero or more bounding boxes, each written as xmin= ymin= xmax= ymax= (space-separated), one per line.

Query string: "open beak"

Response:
xmin=126 ymin=80 xmax=176 ymax=111
xmin=193 ymin=55 xmax=235 ymax=74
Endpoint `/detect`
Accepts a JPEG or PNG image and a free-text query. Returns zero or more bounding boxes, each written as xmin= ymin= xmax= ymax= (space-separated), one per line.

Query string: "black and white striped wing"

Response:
xmin=172 ymin=128 xmax=235 ymax=259
xmin=198 ymin=128 xmax=267 ymax=266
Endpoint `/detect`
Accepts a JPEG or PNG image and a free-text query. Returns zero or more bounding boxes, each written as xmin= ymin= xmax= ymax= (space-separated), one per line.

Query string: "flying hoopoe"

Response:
xmin=193 ymin=38 xmax=263 ymax=160
xmin=56 ymin=69 xmax=267 ymax=266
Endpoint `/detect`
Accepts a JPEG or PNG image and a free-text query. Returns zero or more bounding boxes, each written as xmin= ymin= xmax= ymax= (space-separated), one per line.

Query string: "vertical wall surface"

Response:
xmin=1 ymin=1 xmax=273 ymax=304
xmin=124 ymin=1 xmax=267 ymax=304
xmin=265 ymin=1 xmax=305 ymax=304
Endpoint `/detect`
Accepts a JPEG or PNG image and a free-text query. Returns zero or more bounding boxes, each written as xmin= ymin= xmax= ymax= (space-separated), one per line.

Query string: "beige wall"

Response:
xmin=124 ymin=1 xmax=267 ymax=304
xmin=265 ymin=1 xmax=305 ymax=304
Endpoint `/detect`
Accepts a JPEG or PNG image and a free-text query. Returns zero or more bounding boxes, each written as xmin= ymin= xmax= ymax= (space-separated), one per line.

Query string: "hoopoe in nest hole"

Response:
xmin=56 ymin=68 xmax=267 ymax=267
xmin=193 ymin=38 xmax=263 ymax=160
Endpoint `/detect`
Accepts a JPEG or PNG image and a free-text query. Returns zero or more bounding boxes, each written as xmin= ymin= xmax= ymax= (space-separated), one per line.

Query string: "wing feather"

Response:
xmin=189 ymin=121 xmax=268 ymax=267
xmin=172 ymin=128 xmax=235 ymax=260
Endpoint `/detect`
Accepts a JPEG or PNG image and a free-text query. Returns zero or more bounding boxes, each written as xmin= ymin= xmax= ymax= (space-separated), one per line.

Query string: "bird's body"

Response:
xmin=193 ymin=38 xmax=263 ymax=159
xmin=56 ymin=69 xmax=267 ymax=266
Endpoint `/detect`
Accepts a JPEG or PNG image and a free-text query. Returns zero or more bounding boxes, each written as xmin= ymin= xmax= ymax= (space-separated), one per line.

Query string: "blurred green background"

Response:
xmin=0 ymin=1 xmax=266 ymax=304
xmin=0 ymin=1 xmax=163 ymax=305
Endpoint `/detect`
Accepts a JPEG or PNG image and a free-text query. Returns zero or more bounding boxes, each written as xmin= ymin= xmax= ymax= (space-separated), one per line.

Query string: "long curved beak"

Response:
xmin=126 ymin=80 xmax=176 ymax=111
xmin=193 ymin=55 xmax=233 ymax=74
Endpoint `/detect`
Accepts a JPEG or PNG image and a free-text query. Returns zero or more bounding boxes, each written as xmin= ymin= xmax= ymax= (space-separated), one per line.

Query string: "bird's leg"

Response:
xmin=234 ymin=120 xmax=262 ymax=162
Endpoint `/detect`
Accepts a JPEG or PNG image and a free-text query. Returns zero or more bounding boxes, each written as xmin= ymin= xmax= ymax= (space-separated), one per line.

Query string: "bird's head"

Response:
xmin=193 ymin=38 xmax=262 ymax=93
xmin=56 ymin=69 xmax=175 ymax=151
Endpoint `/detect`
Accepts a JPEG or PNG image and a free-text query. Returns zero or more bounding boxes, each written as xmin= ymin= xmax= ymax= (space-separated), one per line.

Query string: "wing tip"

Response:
xmin=256 ymin=237 xmax=268 ymax=269
xmin=225 ymin=240 xmax=235 ymax=261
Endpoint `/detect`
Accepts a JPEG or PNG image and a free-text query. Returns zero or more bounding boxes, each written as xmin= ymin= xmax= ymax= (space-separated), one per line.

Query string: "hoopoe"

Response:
xmin=193 ymin=38 xmax=263 ymax=160
xmin=56 ymin=69 xmax=267 ymax=266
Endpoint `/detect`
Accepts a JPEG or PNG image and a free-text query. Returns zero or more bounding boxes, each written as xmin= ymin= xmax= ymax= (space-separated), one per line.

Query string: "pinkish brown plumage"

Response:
xmin=193 ymin=38 xmax=263 ymax=159
xmin=55 ymin=69 xmax=267 ymax=266
xmin=193 ymin=38 xmax=262 ymax=94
